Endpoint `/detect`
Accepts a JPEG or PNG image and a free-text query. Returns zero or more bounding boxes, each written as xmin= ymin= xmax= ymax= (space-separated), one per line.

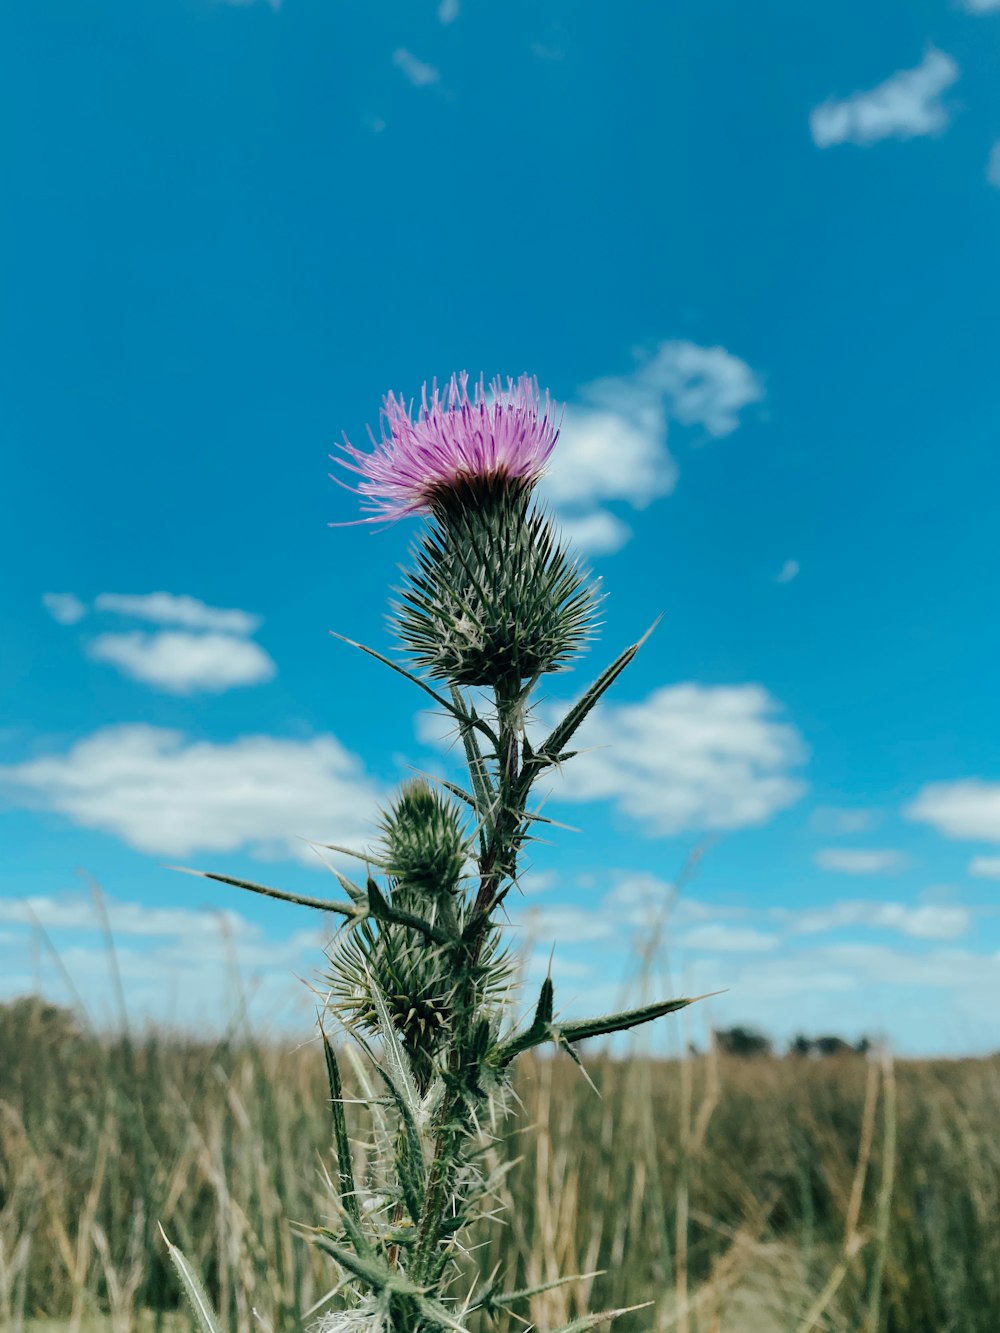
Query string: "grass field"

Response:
xmin=2 ymin=996 xmax=998 ymax=1333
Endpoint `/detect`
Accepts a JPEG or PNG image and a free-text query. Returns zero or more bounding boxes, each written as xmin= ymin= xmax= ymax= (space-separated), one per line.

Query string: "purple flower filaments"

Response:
xmin=333 ymin=373 xmax=560 ymax=523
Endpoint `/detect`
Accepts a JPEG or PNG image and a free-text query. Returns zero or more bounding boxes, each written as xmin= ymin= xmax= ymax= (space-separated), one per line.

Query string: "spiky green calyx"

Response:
xmin=393 ymin=480 xmax=601 ymax=688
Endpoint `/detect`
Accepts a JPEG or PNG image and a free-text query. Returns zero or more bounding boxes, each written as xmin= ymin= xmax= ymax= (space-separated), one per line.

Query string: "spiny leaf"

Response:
xmin=320 ymin=1023 xmax=361 ymax=1226
xmin=493 ymin=976 xmax=554 ymax=1066
xmin=330 ymin=630 xmax=498 ymax=748
xmin=524 ymin=618 xmax=660 ymax=783
xmin=366 ymin=878 xmax=453 ymax=946
xmin=313 ymin=841 xmax=388 ymax=869
xmin=495 ymin=991 xmax=705 ymax=1067
xmin=368 ymin=971 xmax=426 ymax=1138
xmin=310 ymin=1232 xmax=415 ymax=1295
xmin=546 ymin=1302 xmax=654 ymax=1332
xmin=413 ymin=1294 xmax=476 ymax=1333
xmin=341 ymin=1042 xmax=394 ymax=1168
xmin=533 ymin=975 xmax=555 ymax=1027
xmin=158 ymin=1225 xmax=223 ymax=1333
xmin=449 ymin=683 xmax=497 ymax=843
xmin=476 ymin=1270 xmax=604 ymax=1312
xmin=167 ymin=866 xmax=359 ymax=918
xmin=559 ymin=994 xmax=701 ymax=1043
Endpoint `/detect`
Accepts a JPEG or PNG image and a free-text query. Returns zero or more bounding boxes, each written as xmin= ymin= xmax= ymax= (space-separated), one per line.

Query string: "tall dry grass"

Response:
xmin=1 ymin=996 xmax=998 ymax=1333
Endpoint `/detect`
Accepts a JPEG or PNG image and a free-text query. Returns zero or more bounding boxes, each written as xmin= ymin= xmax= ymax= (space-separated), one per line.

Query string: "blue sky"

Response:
xmin=2 ymin=0 xmax=1000 ymax=1053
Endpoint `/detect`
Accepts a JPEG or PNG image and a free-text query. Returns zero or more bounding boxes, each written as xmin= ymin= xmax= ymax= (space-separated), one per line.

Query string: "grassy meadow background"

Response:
xmin=2 ymin=991 xmax=998 ymax=1333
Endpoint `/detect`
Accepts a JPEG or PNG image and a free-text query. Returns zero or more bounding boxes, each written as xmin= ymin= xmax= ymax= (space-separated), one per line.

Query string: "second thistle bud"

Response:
xmin=379 ymin=779 xmax=467 ymax=903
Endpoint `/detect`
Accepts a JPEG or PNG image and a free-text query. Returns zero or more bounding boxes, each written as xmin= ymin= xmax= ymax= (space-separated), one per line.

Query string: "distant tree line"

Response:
xmin=712 ymin=1025 xmax=873 ymax=1058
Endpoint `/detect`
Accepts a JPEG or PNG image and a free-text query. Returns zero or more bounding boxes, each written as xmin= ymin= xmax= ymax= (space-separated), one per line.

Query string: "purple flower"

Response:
xmin=332 ymin=372 xmax=560 ymax=523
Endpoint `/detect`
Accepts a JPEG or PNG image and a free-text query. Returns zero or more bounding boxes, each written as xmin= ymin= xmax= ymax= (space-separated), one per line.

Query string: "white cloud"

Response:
xmin=0 ymin=725 xmax=380 ymax=862
xmin=906 ymin=780 xmax=1000 ymax=842
xmin=392 ymin=49 xmax=440 ymax=88
xmin=544 ymin=682 xmax=806 ymax=836
xmin=552 ymin=509 xmax=632 ymax=555
xmin=682 ymin=942 xmax=1000 ymax=1053
xmin=437 ymin=0 xmax=459 ymax=22
xmin=1 ymin=882 xmax=994 ymax=1052
xmin=600 ymin=875 xmax=742 ymax=933
xmin=0 ymin=895 xmax=326 ymax=1032
xmin=637 ymin=341 xmax=764 ymax=437
xmin=545 ymin=404 xmax=677 ymax=511
xmin=675 ymin=924 xmax=778 ymax=953
xmin=88 ymin=631 xmax=276 ymax=694
xmin=94 ymin=592 xmax=260 ymax=635
xmin=779 ymin=899 xmax=970 ymax=941
xmin=515 ymin=904 xmax=612 ymax=945
xmin=542 ymin=341 xmax=763 ymax=553
xmin=810 ymin=49 xmax=959 ymax=148
xmin=969 ymin=855 xmax=1000 ymax=879
xmin=775 ymin=559 xmax=799 ymax=585
xmin=42 ymin=592 xmax=87 ymax=625
xmin=0 ymin=893 xmax=257 ymax=940
xmin=987 ymin=142 xmax=1000 ymax=188
xmin=962 ymin=0 xmax=1000 ymax=11
xmin=214 ymin=0 xmax=282 ymax=9
xmin=814 ymin=848 xmax=908 ymax=875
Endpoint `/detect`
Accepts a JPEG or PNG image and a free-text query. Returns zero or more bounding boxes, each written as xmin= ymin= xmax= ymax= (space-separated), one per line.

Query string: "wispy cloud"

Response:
xmin=775 ymin=559 xmax=800 ymax=584
xmin=214 ymin=0 xmax=282 ymax=10
xmin=517 ymin=904 xmax=612 ymax=945
xmin=531 ymin=40 xmax=566 ymax=63
xmin=392 ymin=49 xmax=440 ymax=88
xmin=437 ymin=0 xmax=459 ymax=23
xmin=0 ymin=893 xmax=257 ymax=940
xmin=776 ymin=898 xmax=971 ymax=941
xmin=46 ymin=593 xmax=277 ymax=694
xmin=87 ymin=631 xmax=276 ymax=694
xmin=0 ymin=725 xmax=381 ymax=862
xmin=552 ymin=510 xmax=632 ymax=555
xmin=810 ymin=49 xmax=959 ymax=148
xmin=0 ymin=893 xmax=322 ymax=1031
xmin=987 ymin=142 xmax=1000 ymax=188
xmin=94 ymin=592 xmax=260 ymax=635
xmin=416 ymin=679 xmax=804 ymax=836
xmin=42 ymin=592 xmax=87 ymax=625
xmin=542 ymin=340 xmax=763 ymax=553
xmin=814 ymin=848 xmax=908 ymax=875
xmin=969 ymin=855 xmax=1000 ymax=879
xmin=675 ymin=923 xmax=779 ymax=953
xmin=544 ymin=682 xmax=806 ymax=836
xmin=810 ymin=806 xmax=880 ymax=836
xmin=906 ymin=780 xmax=1000 ymax=843
xmin=961 ymin=0 xmax=1000 ymax=11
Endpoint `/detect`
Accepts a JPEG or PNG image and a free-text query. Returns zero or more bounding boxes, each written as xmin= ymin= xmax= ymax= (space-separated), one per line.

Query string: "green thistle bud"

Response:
xmin=378 ymin=779 xmax=468 ymax=903
xmin=393 ymin=481 xmax=601 ymax=689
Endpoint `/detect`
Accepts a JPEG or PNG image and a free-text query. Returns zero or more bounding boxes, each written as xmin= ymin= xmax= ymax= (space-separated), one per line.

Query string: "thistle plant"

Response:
xmin=173 ymin=372 xmax=698 ymax=1333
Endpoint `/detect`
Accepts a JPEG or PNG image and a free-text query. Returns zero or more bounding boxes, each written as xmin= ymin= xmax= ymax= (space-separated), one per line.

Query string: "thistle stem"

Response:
xmin=410 ymin=676 xmax=526 ymax=1290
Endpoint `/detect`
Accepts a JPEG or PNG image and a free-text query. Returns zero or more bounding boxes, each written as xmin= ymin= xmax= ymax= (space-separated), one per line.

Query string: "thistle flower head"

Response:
xmin=334 ymin=372 xmax=560 ymax=523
